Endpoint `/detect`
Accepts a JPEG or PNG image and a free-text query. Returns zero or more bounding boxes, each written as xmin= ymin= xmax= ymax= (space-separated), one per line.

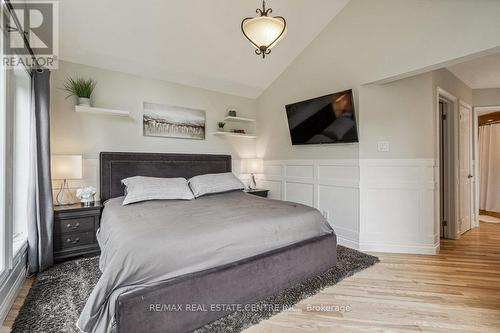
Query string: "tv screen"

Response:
xmin=285 ymin=89 xmax=358 ymax=145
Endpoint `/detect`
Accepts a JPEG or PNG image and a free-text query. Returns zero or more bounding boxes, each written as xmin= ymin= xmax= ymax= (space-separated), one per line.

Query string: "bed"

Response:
xmin=78 ymin=152 xmax=337 ymax=333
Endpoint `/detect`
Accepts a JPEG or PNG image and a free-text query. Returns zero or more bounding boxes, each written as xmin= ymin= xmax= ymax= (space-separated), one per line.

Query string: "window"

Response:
xmin=0 ymin=1 xmax=32 ymax=288
xmin=12 ymin=67 xmax=31 ymax=255
xmin=1 ymin=65 xmax=31 ymax=276
xmin=0 ymin=43 xmax=5 ymax=276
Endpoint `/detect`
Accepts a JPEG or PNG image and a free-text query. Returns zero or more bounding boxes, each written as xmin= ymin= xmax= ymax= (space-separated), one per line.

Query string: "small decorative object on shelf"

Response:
xmin=62 ymin=77 xmax=97 ymax=106
xmin=76 ymin=186 xmax=97 ymax=207
xmin=228 ymin=108 xmax=237 ymax=117
xmin=217 ymin=122 xmax=226 ymax=131
xmin=232 ymin=129 xmax=246 ymax=134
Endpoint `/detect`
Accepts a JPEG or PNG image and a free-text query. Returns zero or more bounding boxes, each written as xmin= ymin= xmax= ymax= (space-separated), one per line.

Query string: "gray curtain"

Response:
xmin=27 ymin=69 xmax=54 ymax=273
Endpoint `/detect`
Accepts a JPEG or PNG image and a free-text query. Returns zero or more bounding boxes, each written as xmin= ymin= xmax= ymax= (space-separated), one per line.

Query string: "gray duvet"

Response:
xmin=77 ymin=191 xmax=333 ymax=333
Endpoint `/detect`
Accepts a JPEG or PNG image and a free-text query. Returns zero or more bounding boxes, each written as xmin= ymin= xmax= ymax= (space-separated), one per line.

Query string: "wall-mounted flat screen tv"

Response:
xmin=285 ymin=89 xmax=358 ymax=145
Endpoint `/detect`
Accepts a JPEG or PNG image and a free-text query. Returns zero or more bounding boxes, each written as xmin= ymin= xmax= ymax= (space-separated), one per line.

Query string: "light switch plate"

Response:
xmin=377 ymin=141 xmax=390 ymax=152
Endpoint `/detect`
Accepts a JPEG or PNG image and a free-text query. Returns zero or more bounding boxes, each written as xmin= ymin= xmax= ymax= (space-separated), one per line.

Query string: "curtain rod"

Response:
xmin=3 ymin=0 xmax=39 ymax=73
xmin=479 ymin=120 xmax=500 ymax=127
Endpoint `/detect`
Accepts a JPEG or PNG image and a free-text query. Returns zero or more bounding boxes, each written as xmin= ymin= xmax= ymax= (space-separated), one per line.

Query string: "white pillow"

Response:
xmin=121 ymin=176 xmax=194 ymax=205
xmin=188 ymin=172 xmax=244 ymax=198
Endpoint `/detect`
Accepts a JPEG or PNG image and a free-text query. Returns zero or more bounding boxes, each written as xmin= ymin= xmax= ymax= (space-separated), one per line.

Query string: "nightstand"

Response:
xmin=53 ymin=202 xmax=103 ymax=262
xmin=244 ymin=188 xmax=269 ymax=198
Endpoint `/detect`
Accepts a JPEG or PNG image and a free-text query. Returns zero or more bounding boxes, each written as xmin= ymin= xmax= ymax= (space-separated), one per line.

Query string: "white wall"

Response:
xmin=51 ymin=61 xmax=257 ymax=158
xmin=256 ymin=0 xmax=500 ymax=161
xmin=359 ymin=73 xmax=434 ymax=159
xmin=473 ymin=88 xmax=500 ymax=106
xmin=50 ymin=61 xmax=258 ymax=198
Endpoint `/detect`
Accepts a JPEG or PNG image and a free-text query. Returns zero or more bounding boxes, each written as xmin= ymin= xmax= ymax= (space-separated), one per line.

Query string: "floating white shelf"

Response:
xmin=75 ymin=105 xmax=130 ymax=117
xmin=213 ymin=132 xmax=256 ymax=139
xmin=223 ymin=116 xmax=256 ymax=123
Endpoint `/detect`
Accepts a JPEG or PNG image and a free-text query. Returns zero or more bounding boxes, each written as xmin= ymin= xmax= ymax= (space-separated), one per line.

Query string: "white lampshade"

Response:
xmin=242 ymin=158 xmax=263 ymax=174
xmin=242 ymin=16 xmax=287 ymax=50
xmin=51 ymin=155 xmax=82 ymax=180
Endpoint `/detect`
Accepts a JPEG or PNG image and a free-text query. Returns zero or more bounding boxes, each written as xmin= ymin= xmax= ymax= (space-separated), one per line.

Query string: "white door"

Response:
xmin=458 ymin=102 xmax=473 ymax=234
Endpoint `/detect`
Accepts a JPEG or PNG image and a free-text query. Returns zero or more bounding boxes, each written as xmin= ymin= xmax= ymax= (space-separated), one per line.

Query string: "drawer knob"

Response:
xmin=66 ymin=237 xmax=80 ymax=244
xmin=66 ymin=223 xmax=80 ymax=230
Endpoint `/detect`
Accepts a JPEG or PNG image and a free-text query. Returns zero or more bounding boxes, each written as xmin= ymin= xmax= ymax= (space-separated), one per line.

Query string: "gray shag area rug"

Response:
xmin=11 ymin=246 xmax=378 ymax=333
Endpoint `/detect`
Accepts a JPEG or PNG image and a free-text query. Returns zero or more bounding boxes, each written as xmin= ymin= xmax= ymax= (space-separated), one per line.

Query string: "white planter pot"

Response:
xmin=78 ymin=97 xmax=91 ymax=106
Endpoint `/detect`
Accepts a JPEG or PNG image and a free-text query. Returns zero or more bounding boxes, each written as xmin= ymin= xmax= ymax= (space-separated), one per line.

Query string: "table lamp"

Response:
xmin=242 ymin=158 xmax=263 ymax=189
xmin=51 ymin=155 xmax=83 ymax=206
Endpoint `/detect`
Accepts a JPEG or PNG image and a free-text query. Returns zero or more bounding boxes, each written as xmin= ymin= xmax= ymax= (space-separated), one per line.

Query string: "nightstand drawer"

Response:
xmin=54 ymin=232 xmax=95 ymax=250
xmin=54 ymin=216 xmax=95 ymax=234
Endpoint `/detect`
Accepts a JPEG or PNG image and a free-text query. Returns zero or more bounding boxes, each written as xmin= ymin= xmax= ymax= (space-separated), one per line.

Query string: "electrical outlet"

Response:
xmin=322 ymin=210 xmax=329 ymax=220
xmin=377 ymin=141 xmax=390 ymax=152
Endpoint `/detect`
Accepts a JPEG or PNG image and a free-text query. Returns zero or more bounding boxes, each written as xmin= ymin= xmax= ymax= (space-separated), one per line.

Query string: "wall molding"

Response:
xmin=359 ymin=158 xmax=439 ymax=254
xmin=260 ymin=158 xmax=438 ymax=255
xmin=259 ymin=159 xmax=360 ymax=249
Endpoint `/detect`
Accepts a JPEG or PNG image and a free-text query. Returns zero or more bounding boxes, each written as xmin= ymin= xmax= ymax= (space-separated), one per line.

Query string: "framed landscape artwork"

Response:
xmin=143 ymin=102 xmax=206 ymax=140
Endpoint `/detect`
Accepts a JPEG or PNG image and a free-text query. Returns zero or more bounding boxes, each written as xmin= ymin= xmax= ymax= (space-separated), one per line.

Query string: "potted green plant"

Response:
xmin=218 ymin=122 xmax=226 ymax=132
xmin=63 ymin=77 xmax=97 ymax=106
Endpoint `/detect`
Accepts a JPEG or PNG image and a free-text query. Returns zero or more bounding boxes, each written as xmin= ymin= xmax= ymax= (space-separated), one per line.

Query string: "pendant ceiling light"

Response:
xmin=241 ymin=0 xmax=287 ymax=59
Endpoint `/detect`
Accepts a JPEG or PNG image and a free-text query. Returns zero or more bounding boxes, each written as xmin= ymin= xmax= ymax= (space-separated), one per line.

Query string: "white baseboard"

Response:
xmin=0 ymin=247 xmax=27 ymax=325
xmin=336 ymin=235 xmax=359 ymax=250
xmin=359 ymin=241 xmax=440 ymax=255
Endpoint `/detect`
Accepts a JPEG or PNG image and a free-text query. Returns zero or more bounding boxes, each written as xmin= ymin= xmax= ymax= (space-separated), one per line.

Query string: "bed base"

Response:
xmin=116 ymin=233 xmax=337 ymax=333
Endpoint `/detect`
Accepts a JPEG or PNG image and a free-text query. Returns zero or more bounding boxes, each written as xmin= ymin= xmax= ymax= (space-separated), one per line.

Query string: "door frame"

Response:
xmin=473 ymin=105 xmax=500 ymax=227
xmin=436 ymin=87 xmax=459 ymax=240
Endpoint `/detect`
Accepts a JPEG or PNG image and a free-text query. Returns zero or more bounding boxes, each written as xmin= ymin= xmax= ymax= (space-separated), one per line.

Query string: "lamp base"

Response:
xmin=248 ymin=173 xmax=257 ymax=190
xmin=55 ymin=179 xmax=74 ymax=206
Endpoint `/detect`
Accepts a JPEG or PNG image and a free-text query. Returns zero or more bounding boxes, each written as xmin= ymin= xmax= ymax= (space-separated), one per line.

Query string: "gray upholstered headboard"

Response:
xmin=99 ymin=152 xmax=232 ymax=202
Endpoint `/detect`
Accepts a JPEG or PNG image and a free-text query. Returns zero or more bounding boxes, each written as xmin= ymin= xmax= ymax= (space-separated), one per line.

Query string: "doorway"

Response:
xmin=474 ymin=107 xmax=500 ymax=224
xmin=439 ymin=100 xmax=450 ymax=237
xmin=438 ymin=96 xmax=454 ymax=239
xmin=437 ymin=88 xmax=475 ymax=240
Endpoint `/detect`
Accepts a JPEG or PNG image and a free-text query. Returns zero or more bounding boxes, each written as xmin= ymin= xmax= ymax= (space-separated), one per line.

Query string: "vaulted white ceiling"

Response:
xmin=447 ymin=52 xmax=500 ymax=89
xmin=59 ymin=0 xmax=350 ymax=98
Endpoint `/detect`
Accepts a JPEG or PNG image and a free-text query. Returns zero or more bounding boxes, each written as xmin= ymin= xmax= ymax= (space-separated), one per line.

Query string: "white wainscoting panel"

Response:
xmin=258 ymin=160 xmax=360 ymax=249
xmin=285 ymin=182 xmax=314 ymax=206
xmin=359 ymin=159 xmax=438 ymax=254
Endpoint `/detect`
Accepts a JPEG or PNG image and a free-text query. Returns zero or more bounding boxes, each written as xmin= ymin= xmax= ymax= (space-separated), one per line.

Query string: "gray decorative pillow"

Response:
xmin=121 ymin=176 xmax=194 ymax=205
xmin=188 ymin=172 xmax=244 ymax=198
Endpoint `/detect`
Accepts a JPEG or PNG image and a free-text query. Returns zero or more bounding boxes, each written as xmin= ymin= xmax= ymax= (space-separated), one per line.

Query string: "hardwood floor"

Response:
xmin=1 ymin=276 xmax=34 ymax=332
xmin=245 ymin=222 xmax=500 ymax=333
xmin=2 ymin=223 xmax=499 ymax=332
